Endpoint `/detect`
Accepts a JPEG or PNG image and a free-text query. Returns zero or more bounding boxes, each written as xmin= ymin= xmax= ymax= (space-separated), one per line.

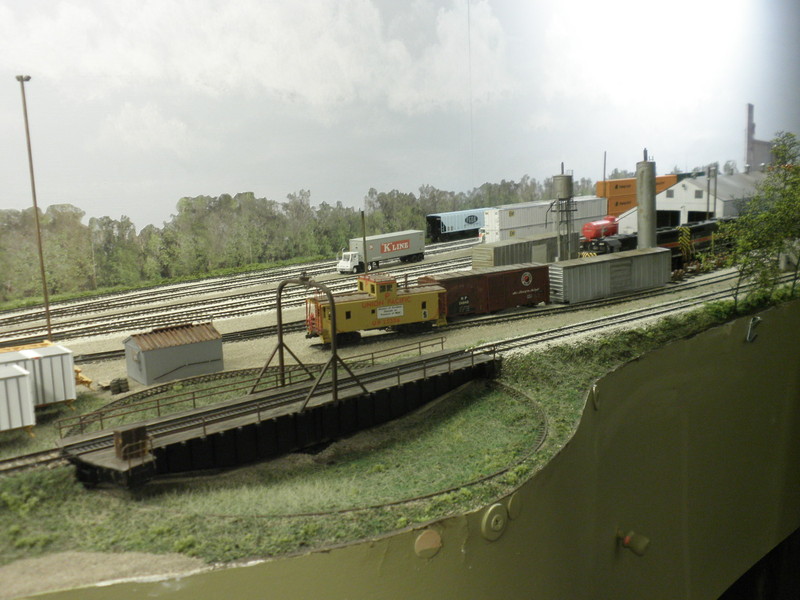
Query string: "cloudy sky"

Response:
xmin=2 ymin=0 xmax=798 ymax=230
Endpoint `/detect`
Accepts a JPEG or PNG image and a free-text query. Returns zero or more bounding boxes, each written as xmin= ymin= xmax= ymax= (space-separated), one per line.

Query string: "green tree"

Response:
xmin=720 ymin=132 xmax=800 ymax=304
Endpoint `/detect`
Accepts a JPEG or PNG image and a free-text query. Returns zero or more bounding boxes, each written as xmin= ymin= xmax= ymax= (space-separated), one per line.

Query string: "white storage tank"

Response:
xmin=0 ymin=364 xmax=36 ymax=432
xmin=18 ymin=345 xmax=77 ymax=406
xmin=548 ymin=247 xmax=671 ymax=303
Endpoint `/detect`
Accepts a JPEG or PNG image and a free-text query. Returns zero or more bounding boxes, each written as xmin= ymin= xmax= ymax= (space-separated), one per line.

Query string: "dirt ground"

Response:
xmin=0 ymin=552 xmax=210 ymax=600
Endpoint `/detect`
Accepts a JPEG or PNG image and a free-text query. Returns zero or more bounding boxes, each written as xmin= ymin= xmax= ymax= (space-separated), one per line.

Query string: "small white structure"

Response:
xmin=0 ymin=364 xmax=36 ymax=432
xmin=124 ymin=323 xmax=224 ymax=386
xmin=618 ymin=171 xmax=766 ymax=234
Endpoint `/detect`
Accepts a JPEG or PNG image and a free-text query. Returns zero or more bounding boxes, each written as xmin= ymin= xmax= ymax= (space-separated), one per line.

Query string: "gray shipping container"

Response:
xmin=548 ymin=247 xmax=671 ymax=303
xmin=0 ymin=364 xmax=36 ymax=432
xmin=472 ymin=233 xmax=571 ymax=268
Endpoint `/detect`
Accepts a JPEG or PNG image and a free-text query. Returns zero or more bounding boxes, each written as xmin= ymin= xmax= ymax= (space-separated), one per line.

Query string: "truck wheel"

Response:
xmin=352 ymin=266 xmax=359 ymax=274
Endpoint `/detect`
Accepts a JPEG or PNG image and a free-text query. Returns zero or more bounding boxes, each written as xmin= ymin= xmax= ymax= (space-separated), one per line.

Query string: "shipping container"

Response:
xmin=548 ymin=247 xmax=671 ymax=304
xmin=0 ymin=350 xmax=38 ymax=401
xmin=472 ymin=233 xmax=565 ymax=268
xmin=419 ymin=264 xmax=550 ymax=317
xmin=0 ymin=345 xmax=76 ymax=406
xmin=0 ymin=364 xmax=36 ymax=432
xmin=426 ymin=209 xmax=484 ymax=242
xmin=18 ymin=344 xmax=77 ymax=406
xmin=482 ymin=196 xmax=607 ymax=243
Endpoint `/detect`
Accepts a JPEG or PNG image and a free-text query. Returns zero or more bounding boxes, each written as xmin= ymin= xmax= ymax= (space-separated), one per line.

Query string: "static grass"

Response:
xmin=0 ymin=382 xmax=542 ymax=564
xmin=0 ymin=296 xmax=794 ymax=566
xmin=0 ymin=393 xmax=109 ymax=460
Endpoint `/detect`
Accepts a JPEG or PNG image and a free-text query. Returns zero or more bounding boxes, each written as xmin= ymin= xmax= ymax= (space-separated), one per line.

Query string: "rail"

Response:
xmin=57 ymin=365 xmax=322 ymax=438
xmin=142 ymin=345 xmax=497 ymax=444
xmin=59 ymin=345 xmax=498 ymax=457
xmin=345 ymin=337 xmax=445 ymax=367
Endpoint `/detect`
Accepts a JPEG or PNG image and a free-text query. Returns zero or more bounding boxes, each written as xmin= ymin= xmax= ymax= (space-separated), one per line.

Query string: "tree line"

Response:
xmin=0 ymin=175 xmax=594 ymax=304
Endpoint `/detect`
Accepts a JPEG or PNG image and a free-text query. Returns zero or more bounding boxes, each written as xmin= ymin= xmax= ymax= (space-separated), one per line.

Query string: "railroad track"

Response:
xmin=0 ymin=255 xmax=474 ymax=346
xmin=0 ymin=449 xmax=66 ymax=475
xmin=0 ymin=239 xmax=478 ymax=329
xmin=59 ymin=348 xmax=493 ymax=458
xmin=0 ymin=269 xmax=763 ymax=475
xmin=69 ymin=270 xmax=737 ymax=364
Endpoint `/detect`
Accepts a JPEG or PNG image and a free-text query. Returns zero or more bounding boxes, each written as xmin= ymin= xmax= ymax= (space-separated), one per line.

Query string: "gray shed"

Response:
xmin=124 ymin=323 xmax=224 ymax=386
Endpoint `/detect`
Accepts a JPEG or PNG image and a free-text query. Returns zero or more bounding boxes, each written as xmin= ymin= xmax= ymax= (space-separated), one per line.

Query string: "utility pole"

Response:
xmin=16 ymin=74 xmax=53 ymax=340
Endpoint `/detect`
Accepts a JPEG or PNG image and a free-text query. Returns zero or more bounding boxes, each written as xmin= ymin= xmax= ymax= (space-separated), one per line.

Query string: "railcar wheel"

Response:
xmin=334 ymin=331 xmax=362 ymax=345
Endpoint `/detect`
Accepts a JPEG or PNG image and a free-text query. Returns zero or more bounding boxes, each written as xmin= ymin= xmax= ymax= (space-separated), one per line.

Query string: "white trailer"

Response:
xmin=481 ymin=196 xmax=608 ymax=243
xmin=336 ymin=230 xmax=425 ymax=274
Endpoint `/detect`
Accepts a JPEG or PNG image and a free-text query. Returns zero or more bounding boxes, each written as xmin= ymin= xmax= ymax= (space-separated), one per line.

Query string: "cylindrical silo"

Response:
xmin=636 ymin=149 xmax=656 ymax=249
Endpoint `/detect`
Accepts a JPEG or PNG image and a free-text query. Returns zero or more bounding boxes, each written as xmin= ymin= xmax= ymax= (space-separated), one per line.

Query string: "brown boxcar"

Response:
xmin=418 ymin=263 xmax=549 ymax=318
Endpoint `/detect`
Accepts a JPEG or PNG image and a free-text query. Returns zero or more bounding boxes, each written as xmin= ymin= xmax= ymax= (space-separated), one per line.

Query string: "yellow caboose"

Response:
xmin=305 ymin=273 xmax=447 ymax=344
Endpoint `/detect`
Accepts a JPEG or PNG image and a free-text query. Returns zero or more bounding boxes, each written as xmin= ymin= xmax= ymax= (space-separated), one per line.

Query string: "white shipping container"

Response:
xmin=549 ymin=248 xmax=671 ymax=303
xmin=0 ymin=364 xmax=36 ymax=432
xmin=483 ymin=196 xmax=608 ymax=243
xmin=0 ymin=351 xmax=41 ymax=404
xmin=19 ymin=344 xmax=77 ymax=406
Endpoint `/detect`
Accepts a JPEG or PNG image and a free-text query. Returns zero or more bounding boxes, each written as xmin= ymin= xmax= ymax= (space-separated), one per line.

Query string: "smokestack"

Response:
xmin=637 ymin=149 xmax=656 ymax=249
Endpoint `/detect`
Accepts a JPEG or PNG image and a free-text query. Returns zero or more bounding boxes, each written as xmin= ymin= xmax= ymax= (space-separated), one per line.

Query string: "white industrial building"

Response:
xmin=618 ymin=170 xmax=766 ymax=234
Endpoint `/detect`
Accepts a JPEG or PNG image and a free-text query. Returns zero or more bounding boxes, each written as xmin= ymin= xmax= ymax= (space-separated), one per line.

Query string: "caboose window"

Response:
xmin=422 ymin=301 xmax=427 ymax=309
xmin=370 ymin=284 xmax=375 ymax=293
xmin=345 ymin=311 xmax=351 ymax=319
xmin=358 ymin=281 xmax=364 ymax=291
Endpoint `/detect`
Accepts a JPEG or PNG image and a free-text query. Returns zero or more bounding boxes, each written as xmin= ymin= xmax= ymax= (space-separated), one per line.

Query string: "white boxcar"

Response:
xmin=0 ymin=364 xmax=36 ymax=432
xmin=482 ymin=196 xmax=608 ymax=243
xmin=548 ymin=247 xmax=671 ymax=303
xmin=18 ymin=344 xmax=77 ymax=406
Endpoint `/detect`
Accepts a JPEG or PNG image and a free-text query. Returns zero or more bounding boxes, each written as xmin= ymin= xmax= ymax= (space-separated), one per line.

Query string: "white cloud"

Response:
xmin=98 ymin=102 xmax=198 ymax=158
xmin=2 ymin=0 xmax=512 ymax=117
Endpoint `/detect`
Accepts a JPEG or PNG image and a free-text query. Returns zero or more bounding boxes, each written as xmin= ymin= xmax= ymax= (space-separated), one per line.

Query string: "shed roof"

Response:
xmin=665 ymin=171 xmax=765 ymax=200
xmin=126 ymin=323 xmax=221 ymax=352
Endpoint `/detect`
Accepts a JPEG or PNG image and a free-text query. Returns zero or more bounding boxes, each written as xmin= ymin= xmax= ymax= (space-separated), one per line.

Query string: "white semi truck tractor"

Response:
xmin=336 ymin=230 xmax=425 ymax=274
